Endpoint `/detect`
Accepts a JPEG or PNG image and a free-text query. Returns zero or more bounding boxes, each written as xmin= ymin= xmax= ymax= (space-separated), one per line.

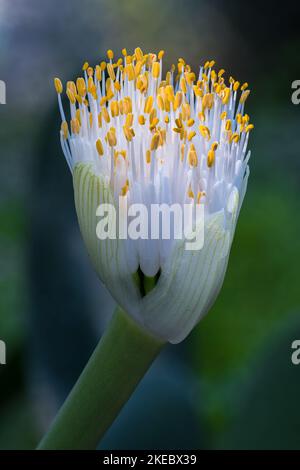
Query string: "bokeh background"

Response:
xmin=1 ymin=0 xmax=300 ymax=450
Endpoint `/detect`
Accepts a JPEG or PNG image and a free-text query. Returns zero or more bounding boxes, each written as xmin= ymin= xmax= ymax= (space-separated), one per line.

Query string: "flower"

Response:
xmin=54 ymin=48 xmax=252 ymax=343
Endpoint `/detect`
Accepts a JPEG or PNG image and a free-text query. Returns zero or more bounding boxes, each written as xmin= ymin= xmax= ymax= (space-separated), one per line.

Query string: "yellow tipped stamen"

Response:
xmin=150 ymin=133 xmax=160 ymax=151
xmin=107 ymin=49 xmax=114 ymax=60
xmin=107 ymin=63 xmax=116 ymax=81
xmin=66 ymin=88 xmax=76 ymax=105
xmin=199 ymin=125 xmax=211 ymax=141
xmin=187 ymin=131 xmax=196 ymax=141
xmin=146 ymin=149 xmax=151 ymax=164
xmin=61 ymin=121 xmax=68 ymax=139
xmin=241 ymin=82 xmax=248 ymax=91
xmin=207 ymin=149 xmax=215 ymax=168
xmin=96 ymin=139 xmax=104 ymax=156
xmin=240 ymin=89 xmax=250 ymax=104
xmin=107 ymin=127 xmax=117 ymax=147
xmin=144 ymin=96 xmax=154 ymax=113
xmin=152 ymin=61 xmax=160 ymax=79
xmin=188 ymin=144 xmax=198 ymax=167
xmin=54 ymin=77 xmax=63 ymax=94
xmin=245 ymin=124 xmax=254 ymax=133
xmin=125 ymin=113 xmax=134 ymax=127
xmin=138 ymin=115 xmax=146 ymax=125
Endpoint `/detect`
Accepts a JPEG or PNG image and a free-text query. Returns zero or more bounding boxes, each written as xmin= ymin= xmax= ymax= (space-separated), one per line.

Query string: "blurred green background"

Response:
xmin=0 ymin=0 xmax=300 ymax=450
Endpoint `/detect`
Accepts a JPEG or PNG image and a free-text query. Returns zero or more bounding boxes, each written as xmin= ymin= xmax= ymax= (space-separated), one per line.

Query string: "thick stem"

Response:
xmin=37 ymin=308 xmax=164 ymax=450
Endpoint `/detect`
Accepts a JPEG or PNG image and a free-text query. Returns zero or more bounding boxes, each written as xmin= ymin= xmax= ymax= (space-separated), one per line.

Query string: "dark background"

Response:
xmin=0 ymin=0 xmax=300 ymax=449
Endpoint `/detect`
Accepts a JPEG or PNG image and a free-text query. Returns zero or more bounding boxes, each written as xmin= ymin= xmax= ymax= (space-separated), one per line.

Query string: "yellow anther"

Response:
xmin=173 ymin=127 xmax=182 ymax=134
xmin=231 ymin=132 xmax=240 ymax=143
xmin=202 ymin=93 xmax=214 ymax=110
xmin=106 ymin=88 xmax=114 ymax=100
xmin=107 ymin=127 xmax=117 ymax=147
xmin=222 ymin=87 xmax=231 ymax=105
xmin=187 ymin=131 xmax=196 ymax=141
xmin=220 ymin=111 xmax=227 ymax=120
xmin=157 ymin=94 xmax=165 ymax=111
xmin=121 ymin=180 xmax=129 ymax=196
xmin=207 ymin=149 xmax=215 ymax=168
xmin=204 ymin=61 xmax=210 ymax=69
xmin=76 ymin=77 xmax=86 ymax=97
xmin=144 ymin=95 xmax=154 ymax=113
xmin=87 ymin=67 xmax=94 ymax=77
xmin=96 ymin=139 xmax=104 ymax=156
xmin=123 ymin=96 xmax=132 ymax=114
xmin=114 ymin=81 xmax=121 ymax=92
xmin=193 ymin=85 xmax=203 ymax=98
xmin=107 ymin=63 xmax=116 ymax=81
xmin=174 ymin=91 xmax=183 ymax=111
xmin=150 ymin=117 xmax=159 ymax=130
xmin=164 ymin=115 xmax=170 ymax=124
xmin=110 ymin=100 xmax=119 ymax=117
xmin=123 ymin=126 xmax=135 ymax=142
xmin=211 ymin=141 xmax=218 ymax=151
xmin=150 ymin=133 xmax=160 ymax=151
xmin=245 ymin=124 xmax=254 ymax=132
xmin=186 ymin=72 xmax=196 ymax=85
xmin=180 ymin=77 xmax=187 ymax=94
xmin=240 ymin=89 xmax=250 ymax=104
xmin=54 ymin=77 xmax=63 ymax=94
xmin=134 ymin=47 xmax=143 ymax=61
xmin=211 ymin=70 xmax=217 ymax=82
xmin=149 ymin=108 xmax=157 ymax=122
xmin=134 ymin=61 xmax=143 ymax=77
xmin=241 ymin=82 xmax=248 ymax=91
xmin=82 ymin=62 xmax=89 ymax=71
xmin=218 ymin=69 xmax=225 ymax=77
xmin=100 ymin=61 xmax=107 ymax=71
xmin=95 ymin=65 xmax=101 ymax=81
xmin=243 ymin=113 xmax=250 ymax=123
xmin=71 ymin=118 xmax=80 ymax=134
xmin=209 ymin=60 xmax=215 ymax=68
xmin=66 ymin=88 xmax=76 ymax=104
xmin=233 ymin=81 xmax=240 ymax=92
xmin=122 ymin=48 xmax=127 ymax=56
xmin=76 ymin=109 xmax=81 ymax=125
xmin=225 ymin=119 xmax=232 ymax=131
xmin=125 ymin=64 xmax=135 ymax=81
xmin=100 ymin=96 xmax=107 ymax=106
xmin=61 ymin=121 xmax=68 ymax=139
xmin=107 ymin=49 xmax=114 ymax=60
xmin=138 ymin=115 xmax=145 ymax=125
xmin=152 ymin=61 xmax=160 ymax=79
xmin=180 ymin=143 xmax=185 ymax=161
xmin=158 ymin=50 xmax=165 ymax=60
xmin=125 ymin=113 xmax=134 ymax=127
xmin=175 ymin=118 xmax=183 ymax=129
xmin=199 ymin=125 xmax=211 ymax=140
xmin=188 ymin=145 xmax=198 ymax=167
xmin=101 ymin=106 xmax=111 ymax=123
xmin=187 ymin=118 xmax=195 ymax=127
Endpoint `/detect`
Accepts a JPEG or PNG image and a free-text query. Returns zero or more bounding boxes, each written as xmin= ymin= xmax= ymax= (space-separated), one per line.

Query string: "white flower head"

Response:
xmin=54 ymin=48 xmax=252 ymax=343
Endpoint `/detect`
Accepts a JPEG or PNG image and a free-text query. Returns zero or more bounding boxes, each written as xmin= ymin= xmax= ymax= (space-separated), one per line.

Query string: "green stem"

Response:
xmin=37 ymin=307 xmax=164 ymax=450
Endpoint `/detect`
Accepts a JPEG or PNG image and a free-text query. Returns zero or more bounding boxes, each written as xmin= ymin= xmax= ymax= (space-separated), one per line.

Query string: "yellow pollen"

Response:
xmin=152 ymin=61 xmax=160 ymax=79
xmin=207 ymin=149 xmax=215 ymax=168
xmin=187 ymin=131 xmax=196 ymax=141
xmin=61 ymin=121 xmax=68 ymax=139
xmin=82 ymin=62 xmax=89 ymax=71
xmin=241 ymin=82 xmax=248 ymax=91
xmin=240 ymin=89 xmax=250 ymax=104
xmin=134 ymin=47 xmax=143 ymax=61
xmin=107 ymin=49 xmax=114 ymax=60
xmin=107 ymin=127 xmax=117 ymax=147
xmin=107 ymin=63 xmax=116 ymax=81
xmin=199 ymin=125 xmax=211 ymax=140
xmin=150 ymin=133 xmax=160 ymax=151
xmin=144 ymin=95 xmax=154 ymax=113
xmin=101 ymin=107 xmax=111 ymax=123
xmin=122 ymin=48 xmax=127 ymax=57
xmin=225 ymin=119 xmax=232 ymax=131
xmin=54 ymin=77 xmax=63 ymax=94
xmin=66 ymin=88 xmax=76 ymax=104
xmin=96 ymin=139 xmax=104 ymax=156
xmin=188 ymin=144 xmax=198 ymax=167
xmin=146 ymin=149 xmax=151 ymax=164
xmin=245 ymin=124 xmax=254 ymax=132
xmin=125 ymin=113 xmax=134 ymax=127
xmin=138 ymin=115 xmax=145 ymax=125
xmin=164 ymin=115 xmax=170 ymax=124
xmin=233 ymin=81 xmax=240 ymax=92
